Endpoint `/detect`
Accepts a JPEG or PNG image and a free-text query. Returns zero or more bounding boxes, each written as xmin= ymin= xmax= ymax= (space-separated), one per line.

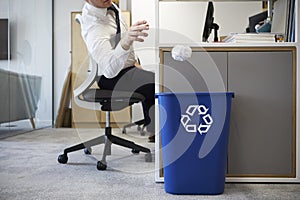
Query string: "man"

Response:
xmin=81 ymin=0 xmax=155 ymax=142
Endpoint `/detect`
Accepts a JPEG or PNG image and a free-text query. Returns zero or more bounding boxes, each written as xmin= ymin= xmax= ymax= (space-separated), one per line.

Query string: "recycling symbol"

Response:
xmin=180 ymin=105 xmax=213 ymax=135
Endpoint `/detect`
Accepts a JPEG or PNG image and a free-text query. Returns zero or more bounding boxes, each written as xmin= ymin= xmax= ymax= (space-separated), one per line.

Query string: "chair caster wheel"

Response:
xmin=122 ymin=128 xmax=126 ymax=134
xmin=145 ymin=152 xmax=152 ymax=162
xmin=140 ymin=131 xmax=146 ymax=136
xmin=137 ymin=126 xmax=141 ymax=131
xmin=131 ymin=149 xmax=140 ymax=154
xmin=58 ymin=154 xmax=68 ymax=164
xmin=97 ymin=161 xmax=107 ymax=170
xmin=84 ymin=147 xmax=92 ymax=154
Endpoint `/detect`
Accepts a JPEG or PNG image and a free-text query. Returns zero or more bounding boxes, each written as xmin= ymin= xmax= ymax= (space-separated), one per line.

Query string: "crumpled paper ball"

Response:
xmin=171 ymin=45 xmax=192 ymax=61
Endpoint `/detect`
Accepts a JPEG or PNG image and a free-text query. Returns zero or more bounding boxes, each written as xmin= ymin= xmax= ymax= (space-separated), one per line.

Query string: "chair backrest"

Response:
xmin=73 ymin=14 xmax=102 ymax=110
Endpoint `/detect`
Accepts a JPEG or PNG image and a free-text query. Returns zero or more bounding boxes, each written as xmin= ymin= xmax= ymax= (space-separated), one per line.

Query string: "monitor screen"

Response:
xmin=202 ymin=2 xmax=214 ymax=42
xmin=0 ymin=19 xmax=9 ymax=60
xmin=202 ymin=2 xmax=219 ymax=42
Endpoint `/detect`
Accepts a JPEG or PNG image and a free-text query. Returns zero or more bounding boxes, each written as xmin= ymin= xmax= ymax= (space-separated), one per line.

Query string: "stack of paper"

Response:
xmin=222 ymin=33 xmax=276 ymax=43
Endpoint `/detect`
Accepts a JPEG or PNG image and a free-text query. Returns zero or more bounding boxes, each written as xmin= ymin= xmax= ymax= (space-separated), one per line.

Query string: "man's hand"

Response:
xmin=120 ymin=20 xmax=149 ymax=50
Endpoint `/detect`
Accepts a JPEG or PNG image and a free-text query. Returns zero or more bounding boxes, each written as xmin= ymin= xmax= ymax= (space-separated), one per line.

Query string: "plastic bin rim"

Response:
xmin=155 ymin=92 xmax=234 ymax=98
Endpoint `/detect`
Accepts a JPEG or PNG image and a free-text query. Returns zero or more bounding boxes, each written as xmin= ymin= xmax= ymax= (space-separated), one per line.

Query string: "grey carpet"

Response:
xmin=0 ymin=128 xmax=299 ymax=200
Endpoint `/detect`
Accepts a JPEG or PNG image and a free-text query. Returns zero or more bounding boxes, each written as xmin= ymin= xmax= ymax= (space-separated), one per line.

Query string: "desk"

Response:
xmin=156 ymin=46 xmax=296 ymax=182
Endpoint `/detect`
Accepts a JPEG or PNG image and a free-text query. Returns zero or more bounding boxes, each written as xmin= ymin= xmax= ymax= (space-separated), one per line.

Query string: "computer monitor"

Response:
xmin=202 ymin=1 xmax=219 ymax=42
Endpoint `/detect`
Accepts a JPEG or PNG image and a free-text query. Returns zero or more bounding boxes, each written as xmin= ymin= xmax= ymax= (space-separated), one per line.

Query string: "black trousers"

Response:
xmin=98 ymin=66 xmax=155 ymax=133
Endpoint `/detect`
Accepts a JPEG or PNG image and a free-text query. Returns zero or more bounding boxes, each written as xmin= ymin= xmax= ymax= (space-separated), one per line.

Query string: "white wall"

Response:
xmin=131 ymin=0 xmax=158 ymax=122
xmin=131 ymin=0 xmax=157 ymax=70
xmin=54 ymin=0 xmax=84 ymax=119
xmin=159 ymin=1 xmax=262 ymax=43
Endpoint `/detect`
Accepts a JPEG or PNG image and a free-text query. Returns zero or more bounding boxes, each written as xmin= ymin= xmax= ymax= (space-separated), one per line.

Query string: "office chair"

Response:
xmin=57 ymin=14 xmax=152 ymax=170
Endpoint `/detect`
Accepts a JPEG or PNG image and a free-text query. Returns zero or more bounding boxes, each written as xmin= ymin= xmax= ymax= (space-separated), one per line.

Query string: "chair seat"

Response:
xmin=81 ymin=89 xmax=145 ymax=111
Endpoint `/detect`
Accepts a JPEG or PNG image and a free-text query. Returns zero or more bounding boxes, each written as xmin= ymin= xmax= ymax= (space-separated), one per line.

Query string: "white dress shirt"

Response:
xmin=81 ymin=2 xmax=136 ymax=78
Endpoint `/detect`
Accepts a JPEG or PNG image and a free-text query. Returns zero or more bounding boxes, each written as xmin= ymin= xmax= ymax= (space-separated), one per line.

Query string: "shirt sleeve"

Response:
xmin=83 ymin=23 xmax=132 ymax=79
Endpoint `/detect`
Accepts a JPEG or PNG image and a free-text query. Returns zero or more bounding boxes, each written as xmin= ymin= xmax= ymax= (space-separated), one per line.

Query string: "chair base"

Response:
xmin=57 ymin=126 xmax=152 ymax=170
xmin=122 ymin=119 xmax=145 ymax=135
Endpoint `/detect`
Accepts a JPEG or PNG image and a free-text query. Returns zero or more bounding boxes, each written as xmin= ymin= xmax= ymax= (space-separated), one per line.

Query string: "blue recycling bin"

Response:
xmin=156 ymin=92 xmax=234 ymax=195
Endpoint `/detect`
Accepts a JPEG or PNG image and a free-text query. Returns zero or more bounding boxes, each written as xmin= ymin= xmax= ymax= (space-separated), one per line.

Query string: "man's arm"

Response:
xmin=82 ymin=19 xmax=149 ymax=78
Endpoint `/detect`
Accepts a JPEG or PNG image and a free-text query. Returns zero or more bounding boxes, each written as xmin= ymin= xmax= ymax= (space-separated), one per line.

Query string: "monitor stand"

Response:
xmin=212 ymin=23 xmax=219 ymax=42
